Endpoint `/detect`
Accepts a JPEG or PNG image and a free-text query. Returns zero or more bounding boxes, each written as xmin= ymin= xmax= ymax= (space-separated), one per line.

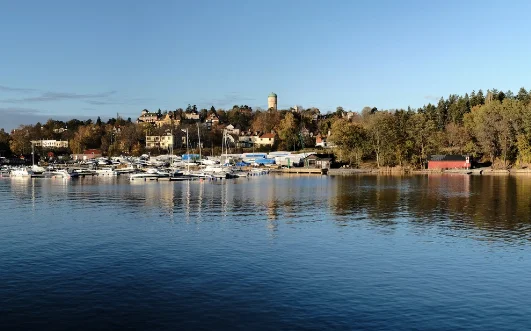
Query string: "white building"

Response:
xmin=225 ymin=124 xmax=240 ymax=135
xmin=145 ymin=134 xmax=174 ymax=150
xmin=237 ymin=131 xmax=276 ymax=148
xmin=31 ymin=140 xmax=69 ymax=149
xmin=184 ymin=111 xmax=200 ymax=121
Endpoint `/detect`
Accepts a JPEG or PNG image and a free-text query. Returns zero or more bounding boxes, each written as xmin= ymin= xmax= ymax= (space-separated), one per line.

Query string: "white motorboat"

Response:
xmin=10 ymin=168 xmax=31 ymax=177
xmin=31 ymin=165 xmax=46 ymax=174
xmin=95 ymin=168 xmax=118 ymax=176
xmin=129 ymin=168 xmax=170 ymax=181
xmin=145 ymin=168 xmax=170 ymax=177
xmin=115 ymin=167 xmax=135 ymax=174
xmin=203 ymin=165 xmax=233 ymax=173
xmin=44 ymin=169 xmax=80 ymax=179
xmin=199 ymin=158 xmax=219 ymax=165
xmin=129 ymin=172 xmax=162 ymax=181
xmin=233 ymin=171 xmax=250 ymax=177
xmin=73 ymin=169 xmax=97 ymax=176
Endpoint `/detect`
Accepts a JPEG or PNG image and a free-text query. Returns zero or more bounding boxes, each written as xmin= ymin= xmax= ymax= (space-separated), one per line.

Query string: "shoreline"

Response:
xmin=325 ymin=168 xmax=531 ymax=176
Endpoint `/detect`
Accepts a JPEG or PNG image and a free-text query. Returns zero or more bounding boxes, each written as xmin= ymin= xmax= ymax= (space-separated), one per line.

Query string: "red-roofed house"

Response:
xmin=256 ymin=132 xmax=276 ymax=147
xmin=71 ymin=149 xmax=103 ymax=161
xmin=315 ymin=134 xmax=327 ymax=147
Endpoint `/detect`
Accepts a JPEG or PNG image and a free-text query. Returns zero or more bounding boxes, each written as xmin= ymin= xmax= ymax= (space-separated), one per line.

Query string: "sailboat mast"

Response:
xmin=170 ymin=127 xmax=174 ymax=166
xmin=197 ymin=123 xmax=201 ymax=161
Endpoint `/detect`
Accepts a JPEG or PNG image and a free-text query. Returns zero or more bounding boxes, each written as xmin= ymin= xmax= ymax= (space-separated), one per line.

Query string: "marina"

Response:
xmin=0 ymin=150 xmax=322 ymax=182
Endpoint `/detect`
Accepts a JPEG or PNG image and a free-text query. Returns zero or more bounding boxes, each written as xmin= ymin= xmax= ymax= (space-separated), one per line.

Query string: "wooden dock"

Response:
xmin=277 ymin=168 xmax=328 ymax=175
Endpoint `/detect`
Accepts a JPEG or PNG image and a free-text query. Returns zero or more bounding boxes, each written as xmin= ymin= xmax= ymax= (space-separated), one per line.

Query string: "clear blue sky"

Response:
xmin=1 ymin=0 xmax=531 ymax=130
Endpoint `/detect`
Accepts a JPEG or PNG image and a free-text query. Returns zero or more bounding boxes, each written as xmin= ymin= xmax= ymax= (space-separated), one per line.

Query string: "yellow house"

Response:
xmin=255 ymin=133 xmax=276 ymax=147
xmin=145 ymin=134 xmax=174 ymax=150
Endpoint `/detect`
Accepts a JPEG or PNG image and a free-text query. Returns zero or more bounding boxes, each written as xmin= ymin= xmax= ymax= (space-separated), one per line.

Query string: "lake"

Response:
xmin=1 ymin=174 xmax=531 ymax=330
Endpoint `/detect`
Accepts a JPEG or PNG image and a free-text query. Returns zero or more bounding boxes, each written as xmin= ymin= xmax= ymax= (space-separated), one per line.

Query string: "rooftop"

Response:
xmin=429 ymin=155 xmax=469 ymax=161
xmin=260 ymin=133 xmax=276 ymax=139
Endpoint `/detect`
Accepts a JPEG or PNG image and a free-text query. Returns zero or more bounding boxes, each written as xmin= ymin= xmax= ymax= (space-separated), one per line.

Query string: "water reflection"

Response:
xmin=4 ymin=174 xmax=531 ymax=244
xmin=329 ymin=174 xmax=531 ymax=244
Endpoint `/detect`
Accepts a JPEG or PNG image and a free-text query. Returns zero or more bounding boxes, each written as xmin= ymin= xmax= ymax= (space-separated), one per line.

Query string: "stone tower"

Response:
xmin=268 ymin=92 xmax=277 ymax=110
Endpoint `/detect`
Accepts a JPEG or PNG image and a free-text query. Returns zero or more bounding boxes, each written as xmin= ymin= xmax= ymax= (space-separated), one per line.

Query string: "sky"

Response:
xmin=1 ymin=0 xmax=531 ymax=130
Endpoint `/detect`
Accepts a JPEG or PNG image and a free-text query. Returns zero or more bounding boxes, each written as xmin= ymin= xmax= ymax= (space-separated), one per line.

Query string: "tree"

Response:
xmin=0 ymin=129 xmax=11 ymax=157
xmin=9 ymin=126 xmax=32 ymax=155
xmin=117 ymin=124 xmax=144 ymax=155
xmin=199 ymin=109 xmax=208 ymax=122
xmin=393 ymin=109 xmax=412 ymax=166
xmin=365 ymin=111 xmax=396 ymax=167
xmin=465 ymin=103 xmax=500 ymax=163
xmin=408 ymin=113 xmax=438 ymax=167
xmin=444 ymin=123 xmax=471 ymax=154
xmin=517 ymin=87 xmax=530 ymax=104
xmin=251 ymin=109 xmax=281 ymax=133
xmin=334 ymin=106 xmax=345 ymax=118
xmin=436 ymin=97 xmax=448 ymax=130
xmin=470 ymin=90 xmax=478 ymax=107
xmin=329 ymin=119 xmax=367 ymax=166
xmin=476 ymin=89 xmax=485 ymax=105
xmin=69 ymin=124 xmax=103 ymax=154
xmin=96 ymin=116 xmax=102 ymax=126
xmin=277 ymin=112 xmax=299 ymax=151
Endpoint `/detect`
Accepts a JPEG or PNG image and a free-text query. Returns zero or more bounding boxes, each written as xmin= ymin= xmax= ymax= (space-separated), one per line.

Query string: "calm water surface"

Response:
xmin=1 ymin=174 xmax=531 ymax=330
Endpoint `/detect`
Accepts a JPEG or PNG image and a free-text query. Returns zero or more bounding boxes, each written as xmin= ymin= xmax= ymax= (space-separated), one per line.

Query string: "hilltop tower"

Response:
xmin=268 ymin=92 xmax=277 ymax=110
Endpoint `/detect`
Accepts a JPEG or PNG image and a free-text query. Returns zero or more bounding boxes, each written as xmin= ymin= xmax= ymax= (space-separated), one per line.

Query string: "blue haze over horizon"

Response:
xmin=1 ymin=0 xmax=531 ymax=130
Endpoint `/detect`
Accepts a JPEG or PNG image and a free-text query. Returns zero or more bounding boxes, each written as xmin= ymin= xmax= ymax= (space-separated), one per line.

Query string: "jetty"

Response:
xmin=275 ymin=168 xmax=328 ymax=175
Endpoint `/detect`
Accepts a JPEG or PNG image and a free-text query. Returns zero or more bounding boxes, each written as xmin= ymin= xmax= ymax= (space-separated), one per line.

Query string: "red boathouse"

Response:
xmin=428 ymin=155 xmax=471 ymax=170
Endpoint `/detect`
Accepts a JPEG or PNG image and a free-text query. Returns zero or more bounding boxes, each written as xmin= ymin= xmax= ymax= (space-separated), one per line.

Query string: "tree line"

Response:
xmin=2 ymin=87 xmax=531 ymax=168
xmin=329 ymin=87 xmax=531 ymax=168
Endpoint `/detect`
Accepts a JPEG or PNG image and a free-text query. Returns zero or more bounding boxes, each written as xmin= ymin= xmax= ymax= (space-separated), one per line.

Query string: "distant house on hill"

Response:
xmin=184 ymin=111 xmax=200 ymax=121
xmin=137 ymin=109 xmax=181 ymax=127
xmin=71 ymin=149 xmax=102 ymax=161
xmin=225 ymin=124 xmax=240 ymax=135
xmin=428 ymin=155 xmax=472 ymax=169
xmin=315 ymin=134 xmax=327 ymax=147
xmin=238 ymin=131 xmax=275 ymax=148
xmin=145 ymin=133 xmax=174 ymax=150
xmin=206 ymin=112 xmax=220 ymax=124
xmin=137 ymin=109 xmax=159 ymax=124
xmin=238 ymin=131 xmax=258 ymax=148
xmin=31 ymin=140 xmax=69 ymax=149
xmin=205 ymin=113 xmax=220 ymax=129
xmin=158 ymin=113 xmax=175 ymax=126
xmin=256 ymin=132 xmax=276 ymax=147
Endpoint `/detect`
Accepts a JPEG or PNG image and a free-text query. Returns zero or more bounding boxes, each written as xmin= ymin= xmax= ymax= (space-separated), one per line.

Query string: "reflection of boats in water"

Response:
xmin=44 ymin=169 xmax=80 ymax=179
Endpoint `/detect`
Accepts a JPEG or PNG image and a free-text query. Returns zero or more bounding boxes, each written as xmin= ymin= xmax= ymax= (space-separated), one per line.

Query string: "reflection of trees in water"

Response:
xmin=331 ymin=174 xmax=531 ymax=241
xmin=12 ymin=175 xmax=531 ymax=242
xmin=331 ymin=176 xmax=403 ymax=227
